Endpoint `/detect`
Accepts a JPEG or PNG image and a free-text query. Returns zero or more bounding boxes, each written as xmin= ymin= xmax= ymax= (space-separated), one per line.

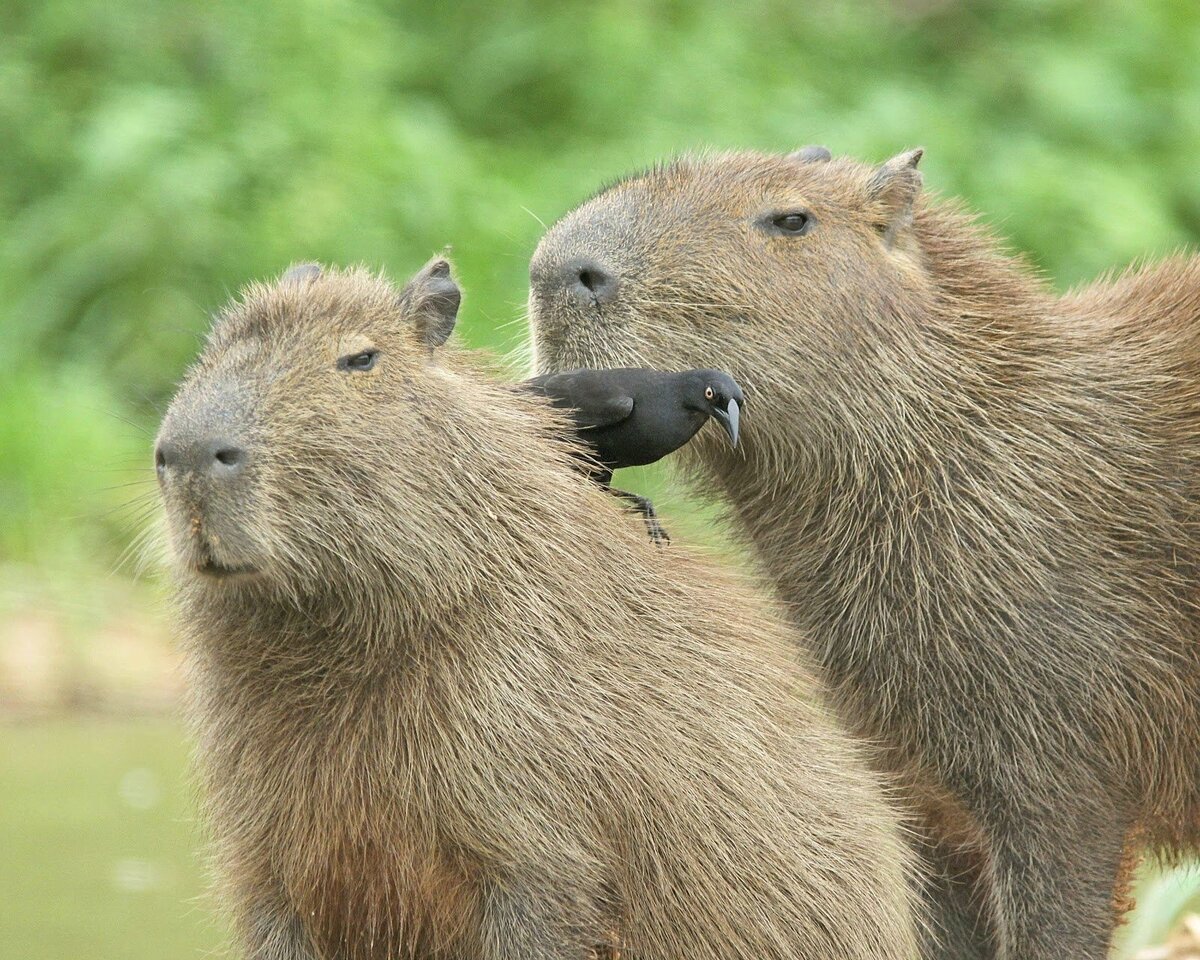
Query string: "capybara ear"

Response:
xmin=282 ymin=262 xmax=323 ymax=284
xmin=398 ymin=256 xmax=462 ymax=351
xmin=867 ymin=148 xmax=924 ymax=247
xmin=788 ymin=145 xmax=832 ymax=164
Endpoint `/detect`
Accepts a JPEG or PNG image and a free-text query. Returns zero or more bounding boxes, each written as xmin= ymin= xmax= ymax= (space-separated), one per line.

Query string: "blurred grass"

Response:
xmin=0 ymin=718 xmax=1196 ymax=959
xmin=0 ymin=719 xmax=225 ymax=960
xmin=2 ymin=0 xmax=1200 ymax=955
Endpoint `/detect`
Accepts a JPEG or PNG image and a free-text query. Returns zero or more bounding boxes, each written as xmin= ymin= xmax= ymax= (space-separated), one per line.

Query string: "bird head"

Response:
xmin=686 ymin=370 xmax=744 ymax=447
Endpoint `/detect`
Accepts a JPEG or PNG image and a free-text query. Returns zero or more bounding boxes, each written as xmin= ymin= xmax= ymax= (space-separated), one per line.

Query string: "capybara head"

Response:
xmin=528 ymin=147 xmax=936 ymax=459
xmin=155 ymin=259 xmax=475 ymax=602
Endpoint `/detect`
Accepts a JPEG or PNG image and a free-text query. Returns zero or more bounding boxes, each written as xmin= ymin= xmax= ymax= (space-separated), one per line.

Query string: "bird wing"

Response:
xmin=523 ymin=371 xmax=635 ymax=430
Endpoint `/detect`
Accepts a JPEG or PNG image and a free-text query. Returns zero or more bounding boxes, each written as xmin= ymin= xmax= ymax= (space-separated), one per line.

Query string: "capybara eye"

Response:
xmin=339 ymin=350 xmax=379 ymax=373
xmin=772 ymin=212 xmax=812 ymax=235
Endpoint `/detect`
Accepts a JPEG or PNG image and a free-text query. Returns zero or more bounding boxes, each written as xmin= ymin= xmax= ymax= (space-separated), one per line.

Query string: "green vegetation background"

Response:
xmin=2 ymin=1 xmax=1198 ymax=957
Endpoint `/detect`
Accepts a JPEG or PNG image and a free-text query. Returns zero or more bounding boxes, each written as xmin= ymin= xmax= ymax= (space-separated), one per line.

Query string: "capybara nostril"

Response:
xmin=201 ymin=439 xmax=247 ymax=479
xmin=566 ymin=258 xmax=619 ymax=305
xmin=213 ymin=446 xmax=245 ymax=470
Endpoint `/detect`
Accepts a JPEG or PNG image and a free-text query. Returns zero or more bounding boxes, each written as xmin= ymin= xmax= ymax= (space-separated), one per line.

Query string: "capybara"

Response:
xmin=155 ymin=259 xmax=922 ymax=959
xmin=527 ymin=147 xmax=1200 ymax=960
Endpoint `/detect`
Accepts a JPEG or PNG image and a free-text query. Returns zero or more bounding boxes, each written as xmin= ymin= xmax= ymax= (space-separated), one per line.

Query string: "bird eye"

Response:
xmin=771 ymin=212 xmax=812 ymax=235
xmin=705 ymin=386 xmax=715 ymax=400
xmin=338 ymin=350 xmax=378 ymax=372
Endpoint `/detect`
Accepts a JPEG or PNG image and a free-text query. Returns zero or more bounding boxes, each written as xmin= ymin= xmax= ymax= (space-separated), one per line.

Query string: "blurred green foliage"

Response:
xmin=2 ymin=0 xmax=1199 ymax=573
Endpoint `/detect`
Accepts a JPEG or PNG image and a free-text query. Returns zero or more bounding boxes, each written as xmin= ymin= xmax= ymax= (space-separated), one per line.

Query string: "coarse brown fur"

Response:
xmin=155 ymin=261 xmax=923 ymax=959
xmin=528 ymin=148 xmax=1200 ymax=960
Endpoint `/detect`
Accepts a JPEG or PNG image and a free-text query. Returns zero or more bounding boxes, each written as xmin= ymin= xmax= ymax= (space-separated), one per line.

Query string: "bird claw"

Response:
xmin=643 ymin=514 xmax=671 ymax=547
xmin=609 ymin=488 xmax=671 ymax=547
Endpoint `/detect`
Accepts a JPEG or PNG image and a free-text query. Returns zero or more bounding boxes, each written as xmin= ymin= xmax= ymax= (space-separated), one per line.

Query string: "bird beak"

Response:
xmin=713 ymin=398 xmax=740 ymax=448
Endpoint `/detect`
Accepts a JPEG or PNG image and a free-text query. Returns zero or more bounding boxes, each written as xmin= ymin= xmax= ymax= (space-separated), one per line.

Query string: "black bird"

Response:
xmin=523 ymin=367 xmax=744 ymax=544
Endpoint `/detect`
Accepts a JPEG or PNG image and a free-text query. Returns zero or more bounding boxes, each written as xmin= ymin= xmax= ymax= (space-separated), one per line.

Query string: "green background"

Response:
xmin=2 ymin=0 xmax=1198 ymax=957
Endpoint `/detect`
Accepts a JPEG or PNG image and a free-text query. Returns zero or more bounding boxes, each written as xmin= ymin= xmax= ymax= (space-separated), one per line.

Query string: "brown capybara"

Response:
xmin=154 ymin=259 xmax=923 ymax=960
xmin=527 ymin=147 xmax=1200 ymax=960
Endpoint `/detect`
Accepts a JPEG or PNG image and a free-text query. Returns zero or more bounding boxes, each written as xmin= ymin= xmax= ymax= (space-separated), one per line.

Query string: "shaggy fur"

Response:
xmin=527 ymin=148 xmax=1200 ymax=960
xmin=155 ymin=261 xmax=923 ymax=960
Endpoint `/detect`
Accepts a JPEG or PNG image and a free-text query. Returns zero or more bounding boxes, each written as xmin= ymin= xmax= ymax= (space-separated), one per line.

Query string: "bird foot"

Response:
xmin=643 ymin=513 xmax=671 ymax=547
xmin=609 ymin=488 xmax=671 ymax=547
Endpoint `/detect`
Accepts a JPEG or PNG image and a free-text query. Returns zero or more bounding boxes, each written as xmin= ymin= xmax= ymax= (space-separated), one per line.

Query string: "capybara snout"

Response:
xmin=155 ymin=374 xmax=263 ymax=578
